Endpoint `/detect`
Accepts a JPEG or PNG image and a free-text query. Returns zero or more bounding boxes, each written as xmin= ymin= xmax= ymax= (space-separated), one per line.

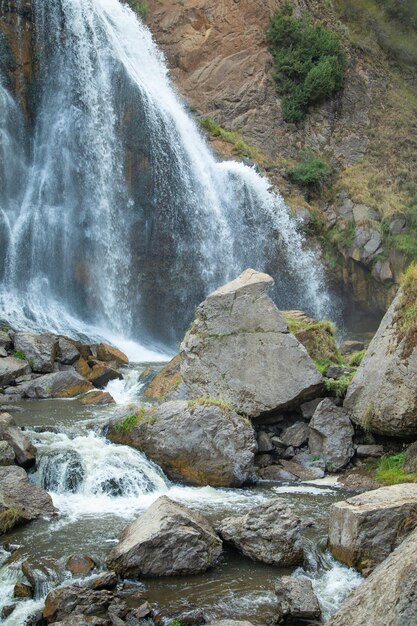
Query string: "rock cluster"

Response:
xmin=0 ymin=328 xmax=128 ymax=404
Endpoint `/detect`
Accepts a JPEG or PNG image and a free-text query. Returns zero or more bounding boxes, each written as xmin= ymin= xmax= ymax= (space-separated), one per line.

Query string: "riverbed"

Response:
xmin=0 ymin=364 xmax=362 ymax=625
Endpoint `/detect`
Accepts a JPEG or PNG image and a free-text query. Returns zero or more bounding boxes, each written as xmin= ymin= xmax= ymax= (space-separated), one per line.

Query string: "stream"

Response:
xmin=0 ymin=364 xmax=362 ymax=625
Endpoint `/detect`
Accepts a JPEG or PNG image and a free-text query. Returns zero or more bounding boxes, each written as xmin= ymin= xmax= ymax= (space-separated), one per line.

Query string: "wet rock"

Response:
xmin=143 ymin=355 xmax=183 ymax=400
xmin=23 ymin=371 xmax=95 ymax=399
xmin=79 ymin=390 xmax=115 ymax=405
xmin=344 ymin=286 xmax=417 ymax=437
xmin=275 ymin=576 xmax=321 ymax=623
xmin=1 ymin=604 xmax=16 ymax=619
xmin=14 ymin=581 xmax=33 ymax=597
xmin=108 ymin=400 xmax=256 ymax=487
xmin=0 ymin=413 xmax=36 ymax=468
xmin=0 ymin=356 xmax=31 ymax=387
xmin=279 ymin=459 xmax=324 ymax=480
xmin=308 ymin=399 xmax=354 ymax=471
xmin=66 ymin=555 xmax=96 ymax=577
xmin=216 ymin=498 xmax=303 ymax=566
xmin=14 ymin=332 xmax=58 ymax=373
xmin=39 ymin=449 xmax=84 ymax=493
xmin=94 ymin=343 xmax=128 ymax=367
xmin=56 ymin=338 xmax=81 ymax=365
xmin=107 ymin=496 xmax=222 ymax=578
xmin=328 ymin=527 xmax=417 ymax=626
xmin=329 ymin=484 xmax=417 ymax=574
xmin=280 ymin=422 xmax=309 ymax=448
xmin=180 ymin=269 xmax=323 ymax=418
xmin=86 ymin=572 xmax=118 ymax=591
xmin=43 ymin=585 xmax=116 ymax=623
xmin=356 ymin=444 xmax=383 ymax=458
xmin=0 ymin=441 xmax=15 ymax=466
xmin=0 ymin=466 xmax=56 ymax=534
xmin=258 ymin=465 xmax=298 ymax=482
xmin=22 ymin=556 xmax=65 ymax=591
xmin=87 ymin=361 xmax=123 ymax=388
xmin=339 ymin=340 xmax=365 ymax=355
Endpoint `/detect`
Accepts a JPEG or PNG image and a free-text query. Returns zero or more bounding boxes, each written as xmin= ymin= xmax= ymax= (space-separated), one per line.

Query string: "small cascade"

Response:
xmin=31 ymin=431 xmax=170 ymax=516
xmin=295 ymin=539 xmax=363 ymax=621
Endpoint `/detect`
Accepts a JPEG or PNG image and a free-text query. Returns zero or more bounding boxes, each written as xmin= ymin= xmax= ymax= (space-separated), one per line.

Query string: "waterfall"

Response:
xmin=0 ymin=0 xmax=331 ymax=350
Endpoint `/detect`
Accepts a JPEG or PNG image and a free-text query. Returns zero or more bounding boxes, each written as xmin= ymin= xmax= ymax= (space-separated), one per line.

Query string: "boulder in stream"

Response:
xmin=108 ymin=399 xmax=256 ymax=487
xmin=0 ymin=466 xmax=56 ymax=534
xmin=106 ymin=495 xmax=222 ymax=577
xmin=275 ymin=576 xmax=321 ymax=623
xmin=23 ymin=370 xmax=94 ymax=399
xmin=180 ymin=269 xmax=323 ymax=418
xmin=329 ymin=483 xmax=417 ymax=574
xmin=216 ymin=498 xmax=304 ymax=566
xmin=0 ymin=412 xmax=36 ymax=468
xmin=328 ymin=526 xmax=417 ymax=626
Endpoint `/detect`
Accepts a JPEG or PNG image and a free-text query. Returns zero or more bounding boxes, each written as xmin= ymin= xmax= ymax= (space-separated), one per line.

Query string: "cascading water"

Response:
xmin=0 ymin=0 xmax=332 ymax=352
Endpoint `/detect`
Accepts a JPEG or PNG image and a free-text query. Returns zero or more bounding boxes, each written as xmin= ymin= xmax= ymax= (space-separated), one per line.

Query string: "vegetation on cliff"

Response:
xmin=267 ymin=2 xmax=346 ymax=122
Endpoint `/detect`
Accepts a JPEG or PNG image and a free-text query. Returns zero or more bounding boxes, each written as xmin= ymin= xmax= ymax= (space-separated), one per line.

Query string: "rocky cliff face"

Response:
xmin=147 ymin=0 xmax=417 ymax=315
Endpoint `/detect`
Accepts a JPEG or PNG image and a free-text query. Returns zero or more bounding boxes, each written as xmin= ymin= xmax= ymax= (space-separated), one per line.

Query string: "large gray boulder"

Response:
xmin=14 ymin=332 xmax=58 ymax=373
xmin=0 ymin=356 xmax=31 ymax=387
xmin=216 ymin=498 xmax=303 ymax=566
xmin=328 ymin=527 xmax=417 ymax=626
xmin=108 ymin=400 xmax=256 ymax=487
xmin=344 ymin=286 xmax=417 ymax=437
xmin=0 ymin=466 xmax=56 ymax=534
xmin=180 ymin=269 xmax=323 ymax=418
xmin=0 ymin=413 xmax=36 ymax=468
xmin=275 ymin=577 xmax=321 ymax=623
xmin=308 ymin=399 xmax=354 ymax=471
xmin=329 ymin=483 xmax=417 ymax=574
xmin=23 ymin=371 xmax=94 ymax=399
xmin=106 ymin=496 xmax=222 ymax=577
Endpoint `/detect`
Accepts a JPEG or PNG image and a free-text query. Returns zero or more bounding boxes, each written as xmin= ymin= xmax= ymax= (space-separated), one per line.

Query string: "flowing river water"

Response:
xmin=0 ymin=364 xmax=362 ymax=626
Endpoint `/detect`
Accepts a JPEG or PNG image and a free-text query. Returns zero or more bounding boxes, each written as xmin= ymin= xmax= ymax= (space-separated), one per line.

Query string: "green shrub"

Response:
xmin=287 ymin=154 xmax=331 ymax=187
xmin=324 ymin=373 xmax=354 ymax=398
xmin=376 ymin=452 xmax=417 ymax=485
xmin=267 ymin=2 xmax=347 ymax=122
xmin=14 ymin=351 xmax=27 ymax=361
xmin=199 ymin=117 xmax=263 ymax=161
xmin=126 ymin=0 xmax=148 ymax=19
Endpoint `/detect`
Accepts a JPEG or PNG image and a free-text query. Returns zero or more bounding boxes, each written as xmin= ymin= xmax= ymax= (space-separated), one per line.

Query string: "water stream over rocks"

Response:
xmin=0 ymin=364 xmax=362 ymax=625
